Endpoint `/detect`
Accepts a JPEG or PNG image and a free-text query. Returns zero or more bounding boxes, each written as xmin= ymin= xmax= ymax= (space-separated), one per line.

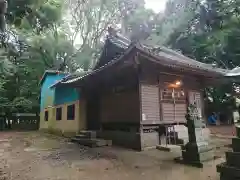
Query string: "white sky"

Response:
xmin=145 ymin=0 xmax=167 ymax=13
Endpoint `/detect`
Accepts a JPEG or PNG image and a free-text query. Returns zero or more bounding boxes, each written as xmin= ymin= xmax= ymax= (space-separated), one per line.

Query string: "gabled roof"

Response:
xmin=94 ymin=28 xmax=228 ymax=75
xmin=53 ymin=28 xmax=230 ymax=87
xmin=39 ymin=70 xmax=68 ymax=85
xmin=93 ymin=30 xmax=130 ymax=70
xmin=136 ymin=44 xmax=228 ymax=75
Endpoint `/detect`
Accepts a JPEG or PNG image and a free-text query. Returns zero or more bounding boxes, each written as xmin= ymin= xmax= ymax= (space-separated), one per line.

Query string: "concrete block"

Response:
xmin=226 ymin=151 xmax=240 ymax=168
xmin=217 ymin=163 xmax=240 ymax=179
xmin=232 ymin=138 xmax=240 ymax=152
xmin=96 ymin=131 xmax=141 ymax=150
xmin=141 ymin=131 xmax=159 ymax=149
xmin=199 ymin=150 xmax=214 ymax=162
xmin=79 ymin=131 xmax=96 ymax=138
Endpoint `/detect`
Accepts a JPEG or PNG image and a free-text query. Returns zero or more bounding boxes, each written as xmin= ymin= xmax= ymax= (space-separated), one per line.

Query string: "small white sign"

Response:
xmin=233 ymin=111 xmax=240 ymax=123
xmin=142 ymin=114 xmax=147 ymax=121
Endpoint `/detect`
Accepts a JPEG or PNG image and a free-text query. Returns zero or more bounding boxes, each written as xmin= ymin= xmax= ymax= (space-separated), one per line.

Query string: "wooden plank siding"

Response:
xmin=139 ymin=76 xmax=204 ymax=125
xmin=100 ymin=90 xmax=140 ymax=123
xmin=140 ymin=85 xmax=161 ymax=123
xmin=138 ymin=62 xmax=206 ymax=125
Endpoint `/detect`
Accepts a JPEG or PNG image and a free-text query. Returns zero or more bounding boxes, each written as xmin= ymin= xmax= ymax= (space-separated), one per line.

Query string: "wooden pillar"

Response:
xmin=158 ymin=75 xmax=163 ymax=122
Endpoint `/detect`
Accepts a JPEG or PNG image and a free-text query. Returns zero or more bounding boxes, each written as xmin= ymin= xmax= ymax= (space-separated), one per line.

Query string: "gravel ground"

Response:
xmin=0 ymin=131 xmax=231 ymax=180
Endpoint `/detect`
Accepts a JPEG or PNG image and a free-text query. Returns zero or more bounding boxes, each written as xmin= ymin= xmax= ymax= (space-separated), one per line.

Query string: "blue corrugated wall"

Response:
xmin=40 ymin=74 xmax=79 ymax=111
xmin=54 ymin=87 xmax=79 ymax=105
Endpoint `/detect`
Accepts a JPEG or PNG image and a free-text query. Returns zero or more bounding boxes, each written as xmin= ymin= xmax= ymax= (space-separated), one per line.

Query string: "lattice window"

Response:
xmin=161 ymin=88 xmax=185 ymax=103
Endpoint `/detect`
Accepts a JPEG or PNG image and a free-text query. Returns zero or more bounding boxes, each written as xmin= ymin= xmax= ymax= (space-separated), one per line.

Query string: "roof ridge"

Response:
xmin=107 ymin=28 xmax=209 ymax=66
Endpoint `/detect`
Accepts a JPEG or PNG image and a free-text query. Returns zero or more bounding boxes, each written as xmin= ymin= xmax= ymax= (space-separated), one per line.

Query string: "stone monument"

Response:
xmin=216 ymin=123 xmax=240 ymax=180
xmin=175 ymin=104 xmax=214 ymax=168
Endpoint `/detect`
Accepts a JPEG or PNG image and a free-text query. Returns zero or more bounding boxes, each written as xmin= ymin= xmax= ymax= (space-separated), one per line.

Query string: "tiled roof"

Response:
xmin=113 ymin=32 xmax=228 ymax=74
xmin=53 ymin=30 xmax=229 ymax=86
xmin=50 ymin=71 xmax=89 ymax=88
xmin=137 ymin=44 xmax=228 ymax=75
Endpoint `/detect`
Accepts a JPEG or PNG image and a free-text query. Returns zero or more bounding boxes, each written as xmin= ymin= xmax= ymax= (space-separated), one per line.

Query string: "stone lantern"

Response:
xmin=217 ymin=68 xmax=240 ymax=179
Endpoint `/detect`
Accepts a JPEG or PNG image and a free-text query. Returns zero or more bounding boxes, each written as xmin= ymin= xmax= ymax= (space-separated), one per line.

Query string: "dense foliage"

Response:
xmin=0 ymin=0 xmax=239 ymax=119
xmin=154 ymin=0 xmax=240 ymax=120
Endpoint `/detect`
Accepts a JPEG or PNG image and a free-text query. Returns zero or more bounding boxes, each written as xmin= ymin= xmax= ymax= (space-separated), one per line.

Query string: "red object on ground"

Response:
xmin=232 ymin=126 xmax=235 ymax=136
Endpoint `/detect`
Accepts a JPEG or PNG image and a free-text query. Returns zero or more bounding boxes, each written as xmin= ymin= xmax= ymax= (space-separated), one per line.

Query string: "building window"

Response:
xmin=44 ymin=111 xmax=48 ymax=121
xmin=56 ymin=107 xmax=62 ymax=121
xmin=67 ymin=104 xmax=75 ymax=120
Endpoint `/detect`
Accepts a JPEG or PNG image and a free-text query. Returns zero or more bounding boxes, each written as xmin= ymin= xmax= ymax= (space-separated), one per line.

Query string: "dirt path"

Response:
xmin=0 ymin=131 xmax=230 ymax=180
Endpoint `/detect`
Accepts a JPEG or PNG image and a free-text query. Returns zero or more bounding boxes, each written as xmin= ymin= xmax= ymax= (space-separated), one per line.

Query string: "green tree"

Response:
xmin=7 ymin=0 xmax=63 ymax=32
xmin=154 ymin=0 xmax=240 ymax=119
xmin=0 ymin=0 xmax=64 ymax=113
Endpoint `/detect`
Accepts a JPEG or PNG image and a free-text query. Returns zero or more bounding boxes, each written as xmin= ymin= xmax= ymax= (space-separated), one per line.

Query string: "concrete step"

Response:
xmin=71 ymin=137 xmax=112 ymax=148
xmin=226 ymin=151 xmax=240 ymax=168
xmin=78 ymin=131 xmax=96 ymax=139
xmin=156 ymin=144 xmax=181 ymax=152
xmin=199 ymin=150 xmax=214 ymax=162
xmin=182 ymin=148 xmax=214 ymax=162
xmin=75 ymin=134 xmax=88 ymax=139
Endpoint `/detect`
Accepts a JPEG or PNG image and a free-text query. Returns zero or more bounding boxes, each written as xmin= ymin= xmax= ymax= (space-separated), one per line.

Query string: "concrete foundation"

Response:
xmin=141 ymin=131 xmax=159 ymax=150
xmin=97 ymin=130 xmax=141 ymax=150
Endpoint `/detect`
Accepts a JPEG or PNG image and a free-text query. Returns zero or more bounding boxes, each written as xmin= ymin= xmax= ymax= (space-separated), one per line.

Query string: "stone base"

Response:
xmin=217 ymin=162 xmax=240 ymax=180
xmin=176 ymin=142 xmax=214 ymax=168
xmin=96 ymin=130 xmax=141 ymax=151
xmin=216 ymin=127 xmax=240 ymax=179
xmin=220 ymin=174 xmax=238 ymax=180
xmin=232 ymin=138 xmax=240 ymax=152
xmin=183 ymin=142 xmax=214 ymax=161
xmin=183 ymin=149 xmax=214 ymax=162
xmin=174 ymin=156 xmax=203 ymax=168
xmin=226 ymin=151 xmax=240 ymax=168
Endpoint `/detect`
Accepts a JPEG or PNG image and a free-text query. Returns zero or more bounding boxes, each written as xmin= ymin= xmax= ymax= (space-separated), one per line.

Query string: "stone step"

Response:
xmin=232 ymin=138 xmax=240 ymax=152
xmin=217 ymin=163 xmax=240 ymax=179
xmin=182 ymin=149 xmax=214 ymax=162
xmin=75 ymin=134 xmax=88 ymax=139
xmin=226 ymin=151 xmax=240 ymax=168
xmin=78 ymin=131 xmax=97 ymax=139
xmin=199 ymin=150 xmax=214 ymax=162
xmin=71 ymin=137 xmax=111 ymax=147
xmin=197 ymin=144 xmax=213 ymax=153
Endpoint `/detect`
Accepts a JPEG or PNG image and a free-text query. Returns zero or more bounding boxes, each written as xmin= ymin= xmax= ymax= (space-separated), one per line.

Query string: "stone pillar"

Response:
xmin=217 ymin=124 xmax=240 ymax=180
xmin=175 ymin=105 xmax=214 ymax=167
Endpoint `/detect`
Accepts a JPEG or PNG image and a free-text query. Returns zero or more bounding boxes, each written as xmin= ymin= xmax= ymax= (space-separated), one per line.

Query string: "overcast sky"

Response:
xmin=145 ymin=0 xmax=167 ymax=13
